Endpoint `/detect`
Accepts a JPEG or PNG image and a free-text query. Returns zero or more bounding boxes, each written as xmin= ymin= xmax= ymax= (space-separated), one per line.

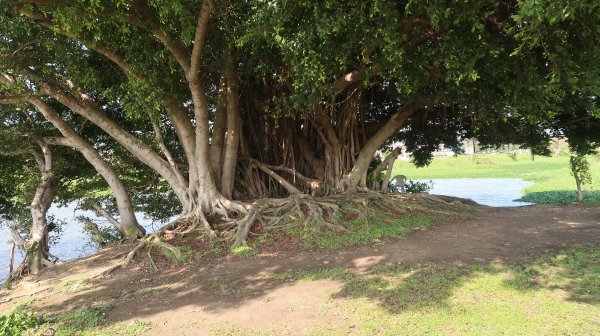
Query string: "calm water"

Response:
xmin=1 ymin=178 xmax=533 ymax=282
xmin=0 ymin=203 xmax=162 ymax=283
xmin=420 ymin=178 xmax=534 ymax=207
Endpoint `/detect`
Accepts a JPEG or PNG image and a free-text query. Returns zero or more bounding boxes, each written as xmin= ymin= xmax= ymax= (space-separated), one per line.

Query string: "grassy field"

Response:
xmin=212 ymin=245 xmax=598 ymax=335
xmin=392 ymin=153 xmax=600 ymax=204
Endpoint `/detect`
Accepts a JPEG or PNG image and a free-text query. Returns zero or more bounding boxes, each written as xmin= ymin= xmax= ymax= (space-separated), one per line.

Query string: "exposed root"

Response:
xmin=100 ymin=191 xmax=472 ymax=275
xmin=146 ymin=244 xmax=158 ymax=272
xmin=232 ymin=194 xmax=346 ymax=248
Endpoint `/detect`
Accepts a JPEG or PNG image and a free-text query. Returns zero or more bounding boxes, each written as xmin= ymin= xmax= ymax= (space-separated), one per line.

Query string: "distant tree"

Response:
xmin=569 ymin=154 xmax=592 ymax=203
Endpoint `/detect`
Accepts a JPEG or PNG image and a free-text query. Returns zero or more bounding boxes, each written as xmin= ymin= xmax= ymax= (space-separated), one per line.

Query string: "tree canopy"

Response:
xmin=0 ymin=0 xmax=599 ymax=274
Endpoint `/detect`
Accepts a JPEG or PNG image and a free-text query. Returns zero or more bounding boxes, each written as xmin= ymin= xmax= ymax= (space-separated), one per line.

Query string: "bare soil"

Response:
xmin=1 ymin=203 xmax=598 ymax=335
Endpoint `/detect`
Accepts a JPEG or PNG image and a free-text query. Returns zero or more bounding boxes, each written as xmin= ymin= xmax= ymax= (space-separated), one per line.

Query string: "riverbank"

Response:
xmin=1 ymin=203 xmax=598 ymax=335
xmin=394 ymin=153 xmax=600 ymax=204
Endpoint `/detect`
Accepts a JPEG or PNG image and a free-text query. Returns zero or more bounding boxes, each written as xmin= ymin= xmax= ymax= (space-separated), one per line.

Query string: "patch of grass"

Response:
xmin=273 ymin=245 xmax=600 ymax=335
xmin=92 ymin=320 xmax=151 ymax=336
xmin=208 ymin=277 xmax=241 ymax=292
xmin=135 ymin=286 xmax=169 ymax=297
xmin=55 ymin=278 xmax=90 ymax=293
xmin=507 ymin=245 xmax=600 ymax=301
xmin=306 ymin=213 xmax=433 ymax=249
xmin=394 ymin=153 xmax=600 ymax=204
xmin=270 ymin=267 xmax=350 ymax=281
xmin=517 ymin=190 xmax=600 ymax=204
xmin=22 ymin=304 xmax=150 ymax=336
xmin=177 ymin=245 xmax=203 ymax=262
xmin=231 ymin=245 xmax=258 ymax=257
xmin=158 ymin=244 xmax=203 ymax=263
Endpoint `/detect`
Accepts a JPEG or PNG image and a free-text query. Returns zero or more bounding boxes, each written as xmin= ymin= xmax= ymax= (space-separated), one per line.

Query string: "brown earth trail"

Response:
xmin=0 ymin=204 xmax=598 ymax=335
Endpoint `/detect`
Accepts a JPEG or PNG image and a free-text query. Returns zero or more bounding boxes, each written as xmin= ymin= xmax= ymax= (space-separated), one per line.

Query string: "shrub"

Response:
xmin=0 ymin=311 xmax=42 ymax=336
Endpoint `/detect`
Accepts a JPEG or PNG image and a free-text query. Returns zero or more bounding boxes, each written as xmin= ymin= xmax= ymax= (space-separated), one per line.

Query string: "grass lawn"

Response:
xmin=392 ymin=153 xmax=600 ymax=204
xmin=269 ymin=245 xmax=600 ymax=336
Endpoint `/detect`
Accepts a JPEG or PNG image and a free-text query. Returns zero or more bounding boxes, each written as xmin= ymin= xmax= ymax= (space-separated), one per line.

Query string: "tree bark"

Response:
xmin=370 ymin=147 xmax=401 ymax=192
xmin=220 ymin=51 xmax=241 ymax=199
xmin=31 ymin=98 xmax=145 ymax=238
xmin=576 ymin=178 xmax=583 ymax=202
xmin=27 ymin=142 xmax=54 ymax=275
xmin=8 ymin=242 xmax=15 ymax=274
xmin=341 ymin=106 xmax=414 ymax=191
xmin=36 ymin=82 xmax=190 ymax=209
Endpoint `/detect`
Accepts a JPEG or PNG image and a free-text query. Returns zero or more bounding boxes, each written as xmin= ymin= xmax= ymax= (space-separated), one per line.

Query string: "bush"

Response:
xmin=390 ymin=179 xmax=433 ymax=194
xmin=404 ymin=180 xmax=433 ymax=193
xmin=0 ymin=311 xmax=42 ymax=336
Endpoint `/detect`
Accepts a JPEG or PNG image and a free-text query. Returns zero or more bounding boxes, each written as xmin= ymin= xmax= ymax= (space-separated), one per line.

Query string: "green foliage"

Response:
xmin=230 ymin=246 xmax=257 ymax=257
xmin=403 ymin=180 xmax=433 ymax=194
xmin=570 ymin=153 xmax=592 ymax=185
xmin=80 ymin=217 xmax=121 ymax=248
xmin=518 ymin=190 xmax=600 ymax=204
xmin=0 ymin=311 xmax=41 ymax=336
xmin=176 ymin=245 xmax=203 ymax=262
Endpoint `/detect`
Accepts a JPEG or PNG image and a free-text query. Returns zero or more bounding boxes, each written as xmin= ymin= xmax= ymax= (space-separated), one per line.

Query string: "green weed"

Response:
xmin=305 ymin=213 xmax=433 ymax=249
xmin=55 ymin=278 xmax=90 ymax=293
xmin=231 ymin=246 xmax=257 ymax=257
xmin=0 ymin=311 xmax=41 ymax=336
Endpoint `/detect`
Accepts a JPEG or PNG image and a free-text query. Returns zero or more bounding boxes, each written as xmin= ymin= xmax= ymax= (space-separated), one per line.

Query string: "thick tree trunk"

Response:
xmin=32 ymin=99 xmax=145 ymax=238
xmin=370 ymin=147 xmax=401 ymax=192
xmin=27 ymin=142 xmax=54 ymax=275
xmin=210 ymin=74 xmax=227 ymax=183
xmin=576 ymin=178 xmax=583 ymax=202
xmin=220 ymin=51 xmax=241 ymax=199
xmin=8 ymin=228 xmax=25 ymax=275
xmin=8 ymin=242 xmax=15 ymax=274
xmin=341 ymin=106 xmax=414 ymax=191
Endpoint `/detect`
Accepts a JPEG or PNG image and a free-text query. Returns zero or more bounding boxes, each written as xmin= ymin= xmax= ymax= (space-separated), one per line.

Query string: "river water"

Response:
xmin=0 ymin=203 xmax=162 ymax=283
xmin=420 ymin=178 xmax=534 ymax=207
xmin=0 ymin=178 xmax=533 ymax=282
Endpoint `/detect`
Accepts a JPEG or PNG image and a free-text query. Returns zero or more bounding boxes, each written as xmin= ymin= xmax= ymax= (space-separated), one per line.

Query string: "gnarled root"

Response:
xmin=232 ymin=194 xmax=345 ymax=248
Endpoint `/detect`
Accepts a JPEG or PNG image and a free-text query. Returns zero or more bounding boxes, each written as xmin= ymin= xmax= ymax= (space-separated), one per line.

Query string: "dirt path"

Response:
xmin=1 ymin=204 xmax=598 ymax=335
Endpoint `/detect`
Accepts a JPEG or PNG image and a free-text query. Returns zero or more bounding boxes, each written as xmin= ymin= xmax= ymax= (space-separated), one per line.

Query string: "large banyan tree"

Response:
xmin=1 ymin=0 xmax=600 ymax=269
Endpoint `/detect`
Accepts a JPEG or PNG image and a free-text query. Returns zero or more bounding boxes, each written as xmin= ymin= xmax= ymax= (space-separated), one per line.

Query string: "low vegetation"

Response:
xmin=137 ymin=193 xmax=471 ymax=271
xmin=262 ymin=245 xmax=600 ymax=335
xmin=394 ymin=153 xmax=600 ymax=204
xmin=0 ymin=303 xmax=150 ymax=336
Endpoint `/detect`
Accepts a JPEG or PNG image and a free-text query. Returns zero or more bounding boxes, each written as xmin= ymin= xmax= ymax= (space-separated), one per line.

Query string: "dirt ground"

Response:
xmin=1 ymin=203 xmax=599 ymax=335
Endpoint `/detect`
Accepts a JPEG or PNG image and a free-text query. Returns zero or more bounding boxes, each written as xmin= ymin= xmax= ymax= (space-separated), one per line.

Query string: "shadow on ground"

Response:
xmin=1 ymin=203 xmax=599 ymax=334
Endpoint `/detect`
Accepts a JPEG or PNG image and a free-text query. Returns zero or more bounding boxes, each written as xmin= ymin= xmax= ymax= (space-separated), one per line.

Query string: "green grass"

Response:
xmin=269 ymin=245 xmax=600 ymax=336
xmin=231 ymin=245 xmax=258 ymax=257
xmin=393 ymin=153 xmax=600 ymax=204
xmin=301 ymin=214 xmax=433 ymax=249
xmin=10 ymin=304 xmax=151 ymax=336
xmin=55 ymin=278 xmax=90 ymax=293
